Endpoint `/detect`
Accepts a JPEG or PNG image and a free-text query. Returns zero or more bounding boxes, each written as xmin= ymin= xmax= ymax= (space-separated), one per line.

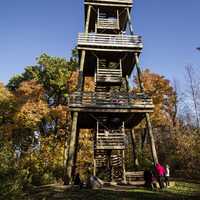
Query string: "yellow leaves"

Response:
xmin=77 ymin=129 xmax=93 ymax=178
xmin=14 ymin=80 xmax=49 ymax=129
xmin=0 ymin=82 xmax=14 ymax=104
xmin=48 ymin=105 xmax=69 ymax=135
xmin=68 ymin=70 xmax=79 ymax=93
xmin=173 ymin=131 xmax=200 ymax=173
xmin=15 ymin=99 xmax=49 ymax=129
xmin=84 ymin=77 xmax=95 ymax=92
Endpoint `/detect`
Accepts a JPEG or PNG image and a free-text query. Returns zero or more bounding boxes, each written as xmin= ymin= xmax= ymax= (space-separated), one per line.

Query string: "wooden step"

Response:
xmin=125 ymin=171 xmax=144 ymax=184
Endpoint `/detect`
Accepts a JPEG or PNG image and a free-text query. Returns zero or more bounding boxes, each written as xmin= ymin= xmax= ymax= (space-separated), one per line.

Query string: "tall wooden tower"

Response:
xmin=66 ymin=0 xmax=158 ymax=184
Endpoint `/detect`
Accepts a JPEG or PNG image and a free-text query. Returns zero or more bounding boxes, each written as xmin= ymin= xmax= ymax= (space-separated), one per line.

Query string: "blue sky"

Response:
xmin=0 ymin=0 xmax=200 ymax=84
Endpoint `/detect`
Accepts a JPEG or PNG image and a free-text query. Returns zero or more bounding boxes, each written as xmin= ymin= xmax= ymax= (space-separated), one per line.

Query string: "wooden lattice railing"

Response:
xmin=96 ymin=68 xmax=122 ymax=83
xmin=96 ymin=130 xmax=126 ymax=149
xmin=78 ymin=33 xmax=143 ymax=48
xmin=69 ymin=92 xmax=153 ymax=108
xmin=97 ymin=18 xmax=119 ymax=30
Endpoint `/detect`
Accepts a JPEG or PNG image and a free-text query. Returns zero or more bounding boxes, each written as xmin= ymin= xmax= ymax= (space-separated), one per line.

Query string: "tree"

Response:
xmin=6 ymin=52 xmax=78 ymax=184
xmin=14 ymin=80 xmax=49 ymax=129
xmin=184 ymin=65 xmax=200 ymax=129
xmin=134 ymin=69 xmax=177 ymax=128
xmin=132 ymin=69 xmax=177 ymax=166
xmin=0 ymin=83 xmax=16 ymax=139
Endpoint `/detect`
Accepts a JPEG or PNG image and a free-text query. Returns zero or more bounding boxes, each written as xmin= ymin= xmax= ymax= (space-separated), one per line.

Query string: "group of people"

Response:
xmin=74 ymin=163 xmax=170 ymax=190
xmin=144 ymin=163 xmax=170 ymax=189
xmin=74 ymin=173 xmax=103 ymax=189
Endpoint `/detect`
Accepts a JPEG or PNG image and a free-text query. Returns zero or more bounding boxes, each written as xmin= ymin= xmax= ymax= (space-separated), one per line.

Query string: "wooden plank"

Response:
xmin=77 ymin=33 xmax=143 ymax=49
xmin=77 ymin=46 xmax=142 ymax=53
xmin=97 ymin=18 xmax=119 ymax=30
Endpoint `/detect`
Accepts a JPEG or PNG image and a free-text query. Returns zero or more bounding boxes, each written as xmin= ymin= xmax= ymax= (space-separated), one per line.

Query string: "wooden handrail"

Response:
xmin=78 ymin=33 xmax=143 ymax=48
xmin=69 ymin=92 xmax=153 ymax=108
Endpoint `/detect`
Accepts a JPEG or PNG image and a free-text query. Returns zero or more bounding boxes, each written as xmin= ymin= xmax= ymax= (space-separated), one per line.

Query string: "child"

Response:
xmin=165 ymin=164 xmax=170 ymax=186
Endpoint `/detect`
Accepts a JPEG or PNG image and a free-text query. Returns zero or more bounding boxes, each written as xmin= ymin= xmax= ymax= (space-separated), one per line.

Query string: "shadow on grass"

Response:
xmin=26 ymin=182 xmax=200 ymax=200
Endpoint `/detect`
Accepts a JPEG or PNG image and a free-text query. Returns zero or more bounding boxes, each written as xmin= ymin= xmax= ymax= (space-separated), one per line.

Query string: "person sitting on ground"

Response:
xmin=89 ymin=175 xmax=103 ymax=189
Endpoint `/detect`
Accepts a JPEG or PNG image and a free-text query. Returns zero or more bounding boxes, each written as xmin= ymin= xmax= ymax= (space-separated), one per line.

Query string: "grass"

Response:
xmin=23 ymin=181 xmax=200 ymax=200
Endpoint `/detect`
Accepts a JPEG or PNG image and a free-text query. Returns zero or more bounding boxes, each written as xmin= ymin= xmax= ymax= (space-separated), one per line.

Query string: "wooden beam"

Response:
xmin=77 ymin=46 xmax=142 ymax=53
xmin=122 ymin=150 xmax=127 ymax=183
xmin=130 ymin=129 xmax=139 ymax=167
xmin=85 ymin=2 xmax=132 ymax=8
xmin=77 ymin=50 xmax=86 ymax=91
xmin=145 ymin=113 xmax=159 ymax=164
xmin=66 ymin=112 xmax=79 ymax=184
xmin=134 ymin=52 xmax=159 ymax=165
xmin=126 ymin=8 xmax=134 ymax=35
xmin=85 ymin=5 xmax=92 ymax=33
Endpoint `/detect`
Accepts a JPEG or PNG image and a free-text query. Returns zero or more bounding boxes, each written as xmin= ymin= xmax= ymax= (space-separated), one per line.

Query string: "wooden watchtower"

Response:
xmin=66 ymin=0 xmax=158 ymax=184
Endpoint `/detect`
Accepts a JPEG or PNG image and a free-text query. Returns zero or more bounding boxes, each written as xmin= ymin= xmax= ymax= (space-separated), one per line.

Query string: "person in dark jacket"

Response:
xmin=144 ymin=169 xmax=153 ymax=189
xmin=74 ymin=173 xmax=83 ymax=189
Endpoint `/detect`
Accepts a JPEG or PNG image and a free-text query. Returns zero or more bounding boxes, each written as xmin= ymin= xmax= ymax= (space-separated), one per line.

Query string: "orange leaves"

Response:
xmin=0 ymin=83 xmax=16 ymax=138
xmin=14 ymin=81 xmax=49 ymax=129
xmin=134 ymin=69 xmax=176 ymax=127
xmin=84 ymin=76 xmax=95 ymax=92
xmin=15 ymin=100 xmax=48 ymax=129
xmin=15 ymin=80 xmax=45 ymax=102
xmin=68 ymin=70 xmax=79 ymax=93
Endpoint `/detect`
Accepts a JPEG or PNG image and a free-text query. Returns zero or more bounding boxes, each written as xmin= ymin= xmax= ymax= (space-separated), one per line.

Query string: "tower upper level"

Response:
xmin=85 ymin=0 xmax=133 ymax=33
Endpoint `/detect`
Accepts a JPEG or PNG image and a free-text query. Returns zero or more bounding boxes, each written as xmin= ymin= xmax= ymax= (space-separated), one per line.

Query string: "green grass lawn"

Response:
xmin=25 ymin=181 xmax=200 ymax=200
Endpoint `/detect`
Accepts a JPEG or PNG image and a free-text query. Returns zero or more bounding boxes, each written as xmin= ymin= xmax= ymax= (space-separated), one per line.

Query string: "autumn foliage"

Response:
xmin=0 ymin=53 xmax=200 ymax=198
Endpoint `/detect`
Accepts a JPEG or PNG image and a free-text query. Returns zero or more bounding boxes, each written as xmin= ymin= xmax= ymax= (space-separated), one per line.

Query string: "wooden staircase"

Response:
xmin=125 ymin=171 xmax=145 ymax=186
xmin=96 ymin=59 xmax=122 ymax=85
xmin=111 ymin=154 xmax=123 ymax=182
xmin=95 ymin=121 xmax=126 ymax=150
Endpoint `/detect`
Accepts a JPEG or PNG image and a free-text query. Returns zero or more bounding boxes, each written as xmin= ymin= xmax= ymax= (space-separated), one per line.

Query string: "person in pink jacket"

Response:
xmin=155 ymin=163 xmax=166 ymax=189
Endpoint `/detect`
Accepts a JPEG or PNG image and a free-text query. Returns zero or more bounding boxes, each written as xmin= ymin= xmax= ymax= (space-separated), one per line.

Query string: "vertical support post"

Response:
xmin=117 ymin=9 xmax=120 ymax=29
xmin=77 ymin=50 xmax=86 ymax=91
xmin=72 ymin=128 xmax=80 ymax=178
xmin=98 ymin=8 xmax=100 ymax=20
xmin=122 ymin=150 xmax=127 ymax=183
xmin=107 ymin=150 xmax=112 ymax=182
xmin=77 ymin=4 xmax=91 ymax=91
xmin=134 ymin=52 xmax=159 ymax=165
xmin=130 ymin=129 xmax=139 ymax=167
xmin=125 ymin=75 xmax=130 ymax=93
xmin=126 ymin=8 xmax=134 ymax=35
xmin=120 ymin=58 xmax=122 ymax=76
xmin=93 ymin=159 xmax=96 ymax=176
xmin=145 ymin=113 xmax=159 ymax=164
xmin=93 ymin=121 xmax=99 ymax=176
xmin=66 ymin=112 xmax=79 ymax=184
xmin=85 ymin=5 xmax=92 ymax=33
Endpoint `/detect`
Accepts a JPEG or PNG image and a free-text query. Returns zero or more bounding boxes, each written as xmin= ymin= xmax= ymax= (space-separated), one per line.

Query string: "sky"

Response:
xmin=0 ymin=0 xmax=200 ymax=84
